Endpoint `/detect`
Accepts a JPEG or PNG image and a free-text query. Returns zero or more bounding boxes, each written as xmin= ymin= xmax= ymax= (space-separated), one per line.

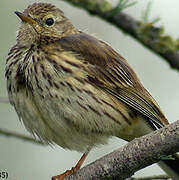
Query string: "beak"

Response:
xmin=14 ymin=11 xmax=37 ymax=26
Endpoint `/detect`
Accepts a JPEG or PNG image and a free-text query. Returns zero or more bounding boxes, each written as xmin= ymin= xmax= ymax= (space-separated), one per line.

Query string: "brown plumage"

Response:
xmin=5 ymin=3 xmax=179 ymax=180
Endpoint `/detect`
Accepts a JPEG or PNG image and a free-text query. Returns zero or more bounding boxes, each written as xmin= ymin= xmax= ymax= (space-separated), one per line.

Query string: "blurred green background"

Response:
xmin=0 ymin=0 xmax=179 ymax=179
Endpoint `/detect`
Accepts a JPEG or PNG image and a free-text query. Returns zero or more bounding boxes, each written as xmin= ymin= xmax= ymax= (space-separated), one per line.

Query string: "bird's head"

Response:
xmin=15 ymin=3 xmax=75 ymax=47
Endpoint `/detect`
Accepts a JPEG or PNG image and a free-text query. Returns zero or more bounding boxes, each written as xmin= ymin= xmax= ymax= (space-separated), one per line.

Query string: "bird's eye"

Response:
xmin=45 ymin=18 xmax=54 ymax=26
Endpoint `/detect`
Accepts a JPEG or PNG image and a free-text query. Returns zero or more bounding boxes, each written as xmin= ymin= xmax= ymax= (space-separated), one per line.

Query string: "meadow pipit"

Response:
xmin=5 ymin=3 xmax=179 ymax=180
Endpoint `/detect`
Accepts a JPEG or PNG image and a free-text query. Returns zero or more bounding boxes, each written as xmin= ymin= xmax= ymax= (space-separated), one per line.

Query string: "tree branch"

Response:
xmin=65 ymin=120 xmax=179 ymax=180
xmin=61 ymin=0 xmax=179 ymax=70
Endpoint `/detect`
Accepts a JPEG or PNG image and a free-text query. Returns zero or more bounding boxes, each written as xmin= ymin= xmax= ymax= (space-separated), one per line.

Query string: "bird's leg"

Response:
xmin=52 ymin=150 xmax=90 ymax=180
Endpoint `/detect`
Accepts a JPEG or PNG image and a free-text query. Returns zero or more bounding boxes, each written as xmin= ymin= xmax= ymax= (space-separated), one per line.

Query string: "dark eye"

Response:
xmin=45 ymin=18 xmax=54 ymax=26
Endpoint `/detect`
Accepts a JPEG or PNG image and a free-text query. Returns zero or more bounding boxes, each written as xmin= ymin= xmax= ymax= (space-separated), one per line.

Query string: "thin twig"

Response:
xmin=0 ymin=128 xmax=46 ymax=145
xmin=0 ymin=97 xmax=9 ymax=103
xmin=129 ymin=174 xmax=170 ymax=180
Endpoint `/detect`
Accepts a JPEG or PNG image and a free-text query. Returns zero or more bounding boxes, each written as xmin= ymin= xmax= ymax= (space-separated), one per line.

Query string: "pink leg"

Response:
xmin=52 ymin=151 xmax=89 ymax=180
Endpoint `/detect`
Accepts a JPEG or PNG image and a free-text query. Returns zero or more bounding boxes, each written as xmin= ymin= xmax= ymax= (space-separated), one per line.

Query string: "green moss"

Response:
xmin=137 ymin=22 xmax=179 ymax=54
xmin=160 ymin=155 xmax=176 ymax=161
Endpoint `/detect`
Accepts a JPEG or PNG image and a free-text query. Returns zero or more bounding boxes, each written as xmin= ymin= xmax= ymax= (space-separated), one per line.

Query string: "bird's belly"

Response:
xmin=13 ymin=92 xmax=109 ymax=152
xmin=12 ymin=85 xmax=138 ymax=152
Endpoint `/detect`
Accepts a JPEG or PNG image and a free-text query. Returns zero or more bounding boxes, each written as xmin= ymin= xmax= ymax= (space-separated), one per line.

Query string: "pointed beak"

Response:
xmin=14 ymin=11 xmax=37 ymax=26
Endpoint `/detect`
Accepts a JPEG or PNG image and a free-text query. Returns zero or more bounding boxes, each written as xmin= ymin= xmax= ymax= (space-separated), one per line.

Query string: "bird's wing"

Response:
xmin=58 ymin=32 xmax=168 ymax=128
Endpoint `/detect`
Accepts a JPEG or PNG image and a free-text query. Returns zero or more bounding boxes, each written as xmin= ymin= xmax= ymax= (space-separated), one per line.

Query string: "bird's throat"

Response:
xmin=17 ymin=22 xmax=40 ymax=47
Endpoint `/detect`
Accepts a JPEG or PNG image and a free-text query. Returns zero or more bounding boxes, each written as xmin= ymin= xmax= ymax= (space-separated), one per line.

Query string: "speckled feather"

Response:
xmin=6 ymin=2 xmax=168 ymax=151
xmin=24 ymin=3 xmax=60 ymax=16
xmin=6 ymin=3 xmax=179 ymax=179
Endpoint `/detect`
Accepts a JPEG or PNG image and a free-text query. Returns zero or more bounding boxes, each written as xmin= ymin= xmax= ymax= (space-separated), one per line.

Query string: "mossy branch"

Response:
xmin=62 ymin=0 xmax=179 ymax=70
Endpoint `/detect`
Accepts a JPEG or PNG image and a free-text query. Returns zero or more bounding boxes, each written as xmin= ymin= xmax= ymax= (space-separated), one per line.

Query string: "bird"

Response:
xmin=5 ymin=2 xmax=179 ymax=180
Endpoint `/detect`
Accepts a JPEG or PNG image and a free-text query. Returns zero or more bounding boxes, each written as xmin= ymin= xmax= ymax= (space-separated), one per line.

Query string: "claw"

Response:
xmin=51 ymin=151 xmax=89 ymax=180
xmin=52 ymin=169 xmax=72 ymax=180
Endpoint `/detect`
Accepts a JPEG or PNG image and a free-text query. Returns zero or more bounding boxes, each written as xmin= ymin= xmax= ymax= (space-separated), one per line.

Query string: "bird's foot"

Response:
xmin=51 ymin=151 xmax=89 ymax=180
xmin=51 ymin=167 xmax=76 ymax=180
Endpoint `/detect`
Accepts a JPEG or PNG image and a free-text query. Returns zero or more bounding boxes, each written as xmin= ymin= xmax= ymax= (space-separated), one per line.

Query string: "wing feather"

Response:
xmin=58 ymin=32 xmax=168 ymax=127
